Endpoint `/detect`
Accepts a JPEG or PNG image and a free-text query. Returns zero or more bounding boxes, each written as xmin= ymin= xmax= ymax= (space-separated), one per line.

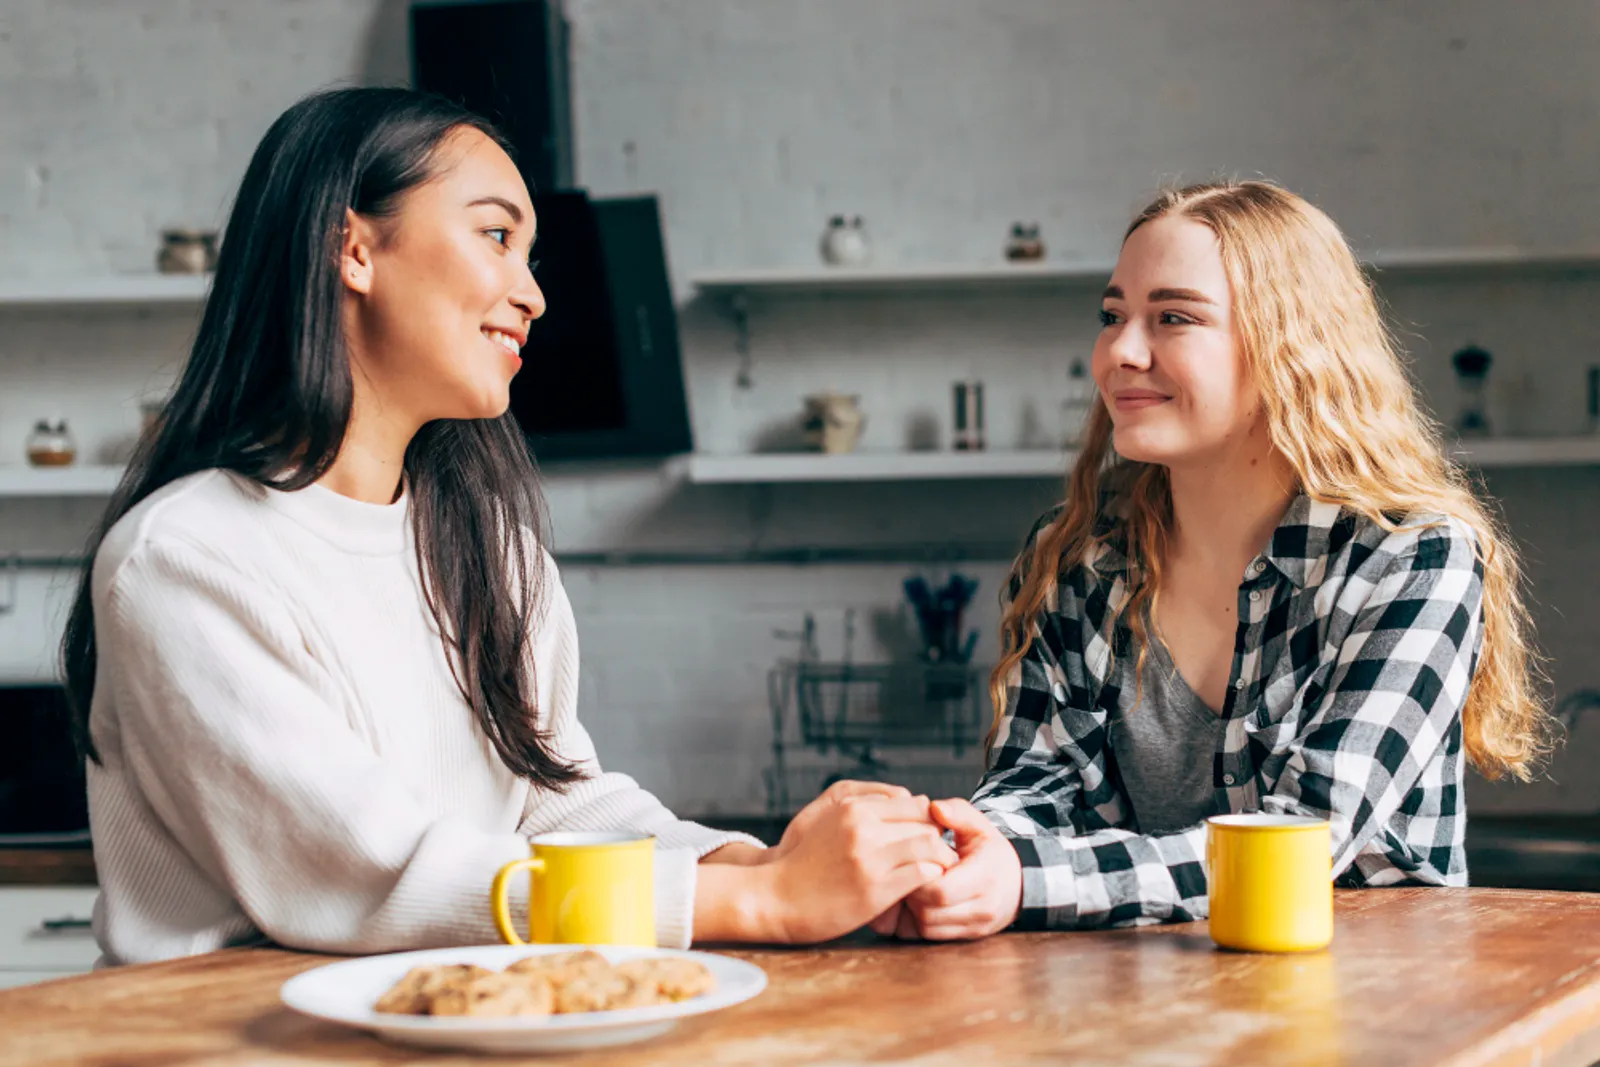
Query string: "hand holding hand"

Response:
xmin=891 ymin=798 xmax=1022 ymax=941
xmin=762 ymin=781 xmax=957 ymax=944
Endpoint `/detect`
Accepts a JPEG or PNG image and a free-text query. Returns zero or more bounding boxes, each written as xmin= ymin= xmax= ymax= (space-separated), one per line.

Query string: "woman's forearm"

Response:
xmin=693 ymin=859 xmax=786 ymax=942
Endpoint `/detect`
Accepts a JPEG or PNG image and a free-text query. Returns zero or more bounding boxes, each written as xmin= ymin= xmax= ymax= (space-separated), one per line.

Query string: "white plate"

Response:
xmin=280 ymin=944 xmax=767 ymax=1054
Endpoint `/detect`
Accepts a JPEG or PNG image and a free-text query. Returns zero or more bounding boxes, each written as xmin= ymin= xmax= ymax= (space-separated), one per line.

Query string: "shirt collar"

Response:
xmin=1260 ymin=494 xmax=1345 ymax=588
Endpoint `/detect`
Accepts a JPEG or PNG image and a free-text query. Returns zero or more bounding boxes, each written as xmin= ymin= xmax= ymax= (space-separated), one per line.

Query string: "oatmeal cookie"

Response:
xmin=374 ymin=964 xmax=493 ymax=1015
xmin=505 ymin=949 xmax=611 ymax=986
xmin=552 ymin=970 xmax=637 ymax=1013
xmin=428 ymin=970 xmax=555 ymax=1018
xmin=615 ymin=957 xmax=716 ymax=1002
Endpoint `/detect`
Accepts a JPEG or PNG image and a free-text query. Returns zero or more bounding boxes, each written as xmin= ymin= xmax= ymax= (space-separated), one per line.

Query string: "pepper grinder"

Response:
xmin=1450 ymin=344 xmax=1493 ymax=437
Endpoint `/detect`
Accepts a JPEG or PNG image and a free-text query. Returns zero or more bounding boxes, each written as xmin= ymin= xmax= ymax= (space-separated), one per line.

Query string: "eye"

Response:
xmin=1098 ymin=308 xmax=1122 ymax=327
xmin=484 ymin=227 xmax=511 ymax=247
xmin=1159 ymin=310 xmax=1196 ymax=326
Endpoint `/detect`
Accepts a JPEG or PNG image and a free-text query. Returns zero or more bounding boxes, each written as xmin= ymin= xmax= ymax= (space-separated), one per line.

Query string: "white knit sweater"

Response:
xmin=86 ymin=470 xmax=756 ymax=965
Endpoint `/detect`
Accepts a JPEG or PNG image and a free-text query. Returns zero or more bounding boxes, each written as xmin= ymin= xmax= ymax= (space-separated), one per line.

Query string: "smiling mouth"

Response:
xmin=483 ymin=328 xmax=523 ymax=358
xmin=1114 ymin=391 xmax=1170 ymax=410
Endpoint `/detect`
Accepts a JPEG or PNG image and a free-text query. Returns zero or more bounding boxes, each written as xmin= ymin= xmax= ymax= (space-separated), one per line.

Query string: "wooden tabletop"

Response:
xmin=5 ymin=888 xmax=1600 ymax=1067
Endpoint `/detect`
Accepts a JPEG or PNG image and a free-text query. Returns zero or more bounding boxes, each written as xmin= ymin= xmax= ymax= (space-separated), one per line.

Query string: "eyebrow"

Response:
xmin=1101 ymin=284 xmax=1217 ymax=306
xmin=467 ymin=196 xmax=524 ymax=224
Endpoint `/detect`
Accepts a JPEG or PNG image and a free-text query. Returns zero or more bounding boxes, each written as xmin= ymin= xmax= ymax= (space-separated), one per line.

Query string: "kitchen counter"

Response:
xmin=0 ymin=849 xmax=94 ymax=887
xmin=5 ymin=888 xmax=1600 ymax=1066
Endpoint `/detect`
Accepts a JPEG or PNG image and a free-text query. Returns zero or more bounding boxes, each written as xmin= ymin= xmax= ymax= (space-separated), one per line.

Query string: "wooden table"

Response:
xmin=4 ymin=888 xmax=1600 ymax=1067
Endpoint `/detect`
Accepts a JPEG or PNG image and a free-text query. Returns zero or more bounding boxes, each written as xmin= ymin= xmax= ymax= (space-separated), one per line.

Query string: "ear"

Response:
xmin=339 ymin=208 xmax=379 ymax=295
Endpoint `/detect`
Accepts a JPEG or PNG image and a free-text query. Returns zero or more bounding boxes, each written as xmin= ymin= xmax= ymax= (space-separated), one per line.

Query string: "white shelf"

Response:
xmin=686 ymin=436 xmax=1600 ymax=484
xmin=0 ymin=466 xmax=125 ymax=497
xmin=1452 ymin=436 xmax=1600 ymax=468
xmin=0 ymin=274 xmax=211 ymax=307
xmin=691 ymin=248 xmax=1600 ymax=296
xmin=684 ymin=450 xmax=1075 ymax=483
xmin=692 ymin=261 xmax=1113 ymax=295
xmin=0 ymin=438 xmax=1593 ymax=498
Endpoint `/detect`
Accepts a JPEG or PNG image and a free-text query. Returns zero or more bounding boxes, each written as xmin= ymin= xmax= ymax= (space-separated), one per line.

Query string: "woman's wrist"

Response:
xmin=693 ymin=856 xmax=788 ymax=942
xmin=699 ymin=842 xmax=770 ymax=867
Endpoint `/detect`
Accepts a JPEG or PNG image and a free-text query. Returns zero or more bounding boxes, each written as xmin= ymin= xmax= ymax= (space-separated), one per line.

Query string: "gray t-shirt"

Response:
xmin=1110 ymin=622 xmax=1227 ymax=834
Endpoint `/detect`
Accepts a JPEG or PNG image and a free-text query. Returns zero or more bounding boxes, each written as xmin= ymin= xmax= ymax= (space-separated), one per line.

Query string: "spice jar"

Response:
xmin=26 ymin=418 xmax=77 ymax=467
xmin=157 ymin=229 xmax=218 ymax=274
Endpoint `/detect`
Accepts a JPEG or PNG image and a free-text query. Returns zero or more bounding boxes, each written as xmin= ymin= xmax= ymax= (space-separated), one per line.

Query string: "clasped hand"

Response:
xmin=759 ymin=781 xmax=1021 ymax=943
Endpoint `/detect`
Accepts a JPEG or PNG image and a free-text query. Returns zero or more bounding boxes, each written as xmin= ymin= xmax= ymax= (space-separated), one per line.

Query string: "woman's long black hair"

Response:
xmin=61 ymin=87 xmax=581 ymax=791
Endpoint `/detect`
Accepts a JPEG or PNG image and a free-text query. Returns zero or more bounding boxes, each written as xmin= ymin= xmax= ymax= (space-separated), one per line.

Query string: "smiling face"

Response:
xmin=1091 ymin=215 xmax=1265 ymax=467
xmin=339 ymin=126 xmax=542 ymax=427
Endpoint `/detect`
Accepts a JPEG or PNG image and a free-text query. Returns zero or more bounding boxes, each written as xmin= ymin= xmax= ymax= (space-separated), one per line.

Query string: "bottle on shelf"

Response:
xmin=952 ymin=380 xmax=985 ymax=451
xmin=1062 ymin=359 xmax=1095 ymax=446
xmin=1451 ymin=344 xmax=1493 ymax=437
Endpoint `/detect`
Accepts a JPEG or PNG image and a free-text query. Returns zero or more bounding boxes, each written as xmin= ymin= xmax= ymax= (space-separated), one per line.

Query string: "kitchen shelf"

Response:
xmin=1 ymin=438 xmax=1594 ymax=498
xmin=0 ymin=466 xmax=124 ymax=497
xmin=687 ymin=435 xmax=1600 ymax=484
xmin=686 ymin=450 xmax=1076 ymax=483
xmin=691 ymin=248 xmax=1600 ymax=297
xmin=1451 ymin=436 xmax=1600 ymax=468
xmin=0 ymin=274 xmax=211 ymax=308
xmin=692 ymin=261 xmax=1112 ymax=295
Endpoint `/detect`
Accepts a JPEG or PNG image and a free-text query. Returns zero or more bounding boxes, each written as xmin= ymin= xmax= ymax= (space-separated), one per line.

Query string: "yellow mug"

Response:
xmin=1207 ymin=813 xmax=1333 ymax=953
xmin=491 ymin=832 xmax=656 ymax=948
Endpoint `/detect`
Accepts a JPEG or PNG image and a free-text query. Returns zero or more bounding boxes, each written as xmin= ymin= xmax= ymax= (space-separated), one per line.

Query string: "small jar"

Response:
xmin=1006 ymin=222 xmax=1045 ymax=261
xmin=820 ymin=216 xmax=872 ymax=266
xmin=26 ymin=418 xmax=77 ymax=467
xmin=157 ymin=229 xmax=217 ymax=274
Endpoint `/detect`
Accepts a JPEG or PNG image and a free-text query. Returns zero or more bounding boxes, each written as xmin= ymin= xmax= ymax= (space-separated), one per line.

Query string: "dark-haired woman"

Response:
xmin=70 ymin=88 xmax=955 ymax=965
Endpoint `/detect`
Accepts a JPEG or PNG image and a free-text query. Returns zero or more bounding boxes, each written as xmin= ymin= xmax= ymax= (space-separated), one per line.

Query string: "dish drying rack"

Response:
xmin=764 ymin=611 xmax=989 ymax=815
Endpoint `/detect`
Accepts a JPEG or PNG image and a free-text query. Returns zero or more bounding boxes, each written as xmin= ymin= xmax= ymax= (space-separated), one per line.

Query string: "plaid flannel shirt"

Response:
xmin=973 ymin=494 xmax=1482 ymax=929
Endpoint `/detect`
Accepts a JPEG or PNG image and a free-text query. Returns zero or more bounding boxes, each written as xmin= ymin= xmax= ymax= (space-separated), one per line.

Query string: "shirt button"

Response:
xmin=1248 ymin=590 xmax=1262 ymax=603
xmin=1223 ymin=773 xmax=1237 ymax=786
xmin=1234 ymin=678 xmax=1246 ymax=690
xmin=1249 ymin=560 xmax=1265 ymax=576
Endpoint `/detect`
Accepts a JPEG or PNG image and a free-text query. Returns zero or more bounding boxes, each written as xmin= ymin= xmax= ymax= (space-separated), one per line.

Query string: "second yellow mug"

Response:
xmin=1207 ymin=813 xmax=1333 ymax=953
xmin=491 ymin=832 xmax=656 ymax=948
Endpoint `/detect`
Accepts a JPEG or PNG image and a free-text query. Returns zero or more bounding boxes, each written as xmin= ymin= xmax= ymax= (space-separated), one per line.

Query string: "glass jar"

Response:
xmin=25 ymin=419 xmax=77 ymax=467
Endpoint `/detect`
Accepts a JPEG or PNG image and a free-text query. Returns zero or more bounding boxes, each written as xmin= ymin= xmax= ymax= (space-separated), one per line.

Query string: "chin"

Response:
xmin=1110 ymin=424 xmax=1186 ymax=466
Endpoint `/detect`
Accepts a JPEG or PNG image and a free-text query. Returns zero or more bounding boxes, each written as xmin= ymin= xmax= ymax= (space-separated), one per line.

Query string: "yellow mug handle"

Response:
xmin=490 ymin=856 xmax=545 ymax=946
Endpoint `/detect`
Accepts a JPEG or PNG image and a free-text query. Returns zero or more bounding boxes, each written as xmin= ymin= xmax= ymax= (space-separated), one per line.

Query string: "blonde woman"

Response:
xmin=879 ymin=181 xmax=1552 ymax=940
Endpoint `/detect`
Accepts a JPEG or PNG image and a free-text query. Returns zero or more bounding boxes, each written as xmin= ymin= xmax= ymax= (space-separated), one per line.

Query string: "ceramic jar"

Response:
xmin=157 ymin=229 xmax=218 ymax=274
xmin=26 ymin=418 xmax=77 ymax=467
xmin=802 ymin=392 xmax=866 ymax=453
xmin=1005 ymin=222 xmax=1045 ymax=261
xmin=820 ymin=216 xmax=872 ymax=267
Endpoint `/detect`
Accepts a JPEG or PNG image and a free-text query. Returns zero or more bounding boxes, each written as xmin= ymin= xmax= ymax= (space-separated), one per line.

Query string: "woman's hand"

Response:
xmin=757 ymin=782 xmax=957 ymax=944
xmin=891 ymin=798 xmax=1022 ymax=941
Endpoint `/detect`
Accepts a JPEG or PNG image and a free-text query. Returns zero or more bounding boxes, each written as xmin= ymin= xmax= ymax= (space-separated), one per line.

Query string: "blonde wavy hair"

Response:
xmin=989 ymin=180 xmax=1551 ymax=781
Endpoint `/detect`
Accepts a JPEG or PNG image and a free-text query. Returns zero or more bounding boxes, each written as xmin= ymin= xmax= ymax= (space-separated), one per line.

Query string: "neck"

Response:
xmin=318 ymin=392 xmax=419 ymax=505
xmin=1166 ymin=433 xmax=1297 ymax=571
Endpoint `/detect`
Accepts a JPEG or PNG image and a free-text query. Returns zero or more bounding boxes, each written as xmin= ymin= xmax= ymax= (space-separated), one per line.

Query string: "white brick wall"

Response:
xmin=1 ymin=1 xmax=1598 ymax=814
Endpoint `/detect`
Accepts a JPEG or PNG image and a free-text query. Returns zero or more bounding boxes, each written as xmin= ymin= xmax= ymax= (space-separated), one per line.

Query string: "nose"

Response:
xmin=510 ymin=268 xmax=545 ymax=323
xmin=1107 ymin=317 xmax=1152 ymax=371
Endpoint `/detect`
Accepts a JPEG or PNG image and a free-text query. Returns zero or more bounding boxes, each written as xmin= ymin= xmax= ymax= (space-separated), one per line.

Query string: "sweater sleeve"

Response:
xmin=518 ymin=558 xmax=764 ymax=948
xmin=98 ymin=536 xmax=535 ymax=955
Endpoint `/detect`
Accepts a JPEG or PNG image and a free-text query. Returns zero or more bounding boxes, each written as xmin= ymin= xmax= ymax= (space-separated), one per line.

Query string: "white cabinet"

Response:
xmin=0 ymin=886 xmax=100 ymax=987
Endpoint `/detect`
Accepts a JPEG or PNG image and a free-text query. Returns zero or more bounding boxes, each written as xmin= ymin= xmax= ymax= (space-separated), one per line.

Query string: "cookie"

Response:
xmin=615 ymin=957 xmax=716 ymax=1002
xmin=429 ymin=971 xmax=555 ymax=1018
xmin=506 ymin=950 xmax=611 ymax=986
xmin=374 ymin=964 xmax=493 ymax=1015
xmin=552 ymin=970 xmax=636 ymax=1014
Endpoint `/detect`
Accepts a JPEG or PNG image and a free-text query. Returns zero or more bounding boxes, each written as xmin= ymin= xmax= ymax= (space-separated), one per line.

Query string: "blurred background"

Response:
xmin=1 ymin=2 xmax=1598 ymax=897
